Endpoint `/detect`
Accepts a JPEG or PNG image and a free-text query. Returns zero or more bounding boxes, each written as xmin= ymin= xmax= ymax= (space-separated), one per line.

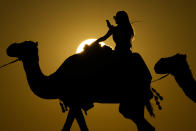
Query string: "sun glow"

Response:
xmin=76 ymin=39 xmax=105 ymax=53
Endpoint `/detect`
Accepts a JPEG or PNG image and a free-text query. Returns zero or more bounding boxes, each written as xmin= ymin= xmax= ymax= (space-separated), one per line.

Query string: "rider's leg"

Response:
xmin=62 ymin=110 xmax=75 ymax=131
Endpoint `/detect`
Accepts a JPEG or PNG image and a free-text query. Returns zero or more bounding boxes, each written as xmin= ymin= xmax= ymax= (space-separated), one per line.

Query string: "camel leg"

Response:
xmin=62 ymin=107 xmax=89 ymax=131
xmin=74 ymin=108 xmax=89 ymax=131
xmin=62 ymin=110 xmax=75 ymax=131
xmin=133 ymin=118 xmax=155 ymax=131
xmin=119 ymin=103 xmax=155 ymax=131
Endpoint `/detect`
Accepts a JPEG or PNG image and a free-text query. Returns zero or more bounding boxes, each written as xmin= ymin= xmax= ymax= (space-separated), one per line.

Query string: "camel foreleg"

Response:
xmin=62 ymin=107 xmax=88 ymax=131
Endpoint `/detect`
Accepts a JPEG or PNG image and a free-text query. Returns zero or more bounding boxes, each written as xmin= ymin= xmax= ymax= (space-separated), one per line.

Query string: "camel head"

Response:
xmin=154 ymin=54 xmax=187 ymax=75
xmin=7 ymin=41 xmax=38 ymax=61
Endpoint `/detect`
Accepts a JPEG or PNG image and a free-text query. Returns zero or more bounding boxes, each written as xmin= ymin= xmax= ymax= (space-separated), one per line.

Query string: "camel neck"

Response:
xmin=173 ymin=62 xmax=195 ymax=89
xmin=22 ymin=58 xmax=47 ymax=97
xmin=22 ymin=58 xmax=58 ymax=99
xmin=23 ymin=59 xmax=44 ymax=83
xmin=173 ymin=60 xmax=196 ymax=102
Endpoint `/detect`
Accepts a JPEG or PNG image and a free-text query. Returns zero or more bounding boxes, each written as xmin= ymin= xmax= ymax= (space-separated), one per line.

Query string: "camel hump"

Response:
xmin=82 ymin=42 xmax=113 ymax=55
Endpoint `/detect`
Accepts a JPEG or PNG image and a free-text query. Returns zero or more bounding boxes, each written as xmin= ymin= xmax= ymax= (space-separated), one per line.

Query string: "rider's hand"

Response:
xmin=106 ymin=20 xmax=113 ymax=29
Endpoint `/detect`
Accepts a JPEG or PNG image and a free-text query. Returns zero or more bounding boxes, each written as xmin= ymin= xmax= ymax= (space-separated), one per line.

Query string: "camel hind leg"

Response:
xmin=119 ymin=103 xmax=155 ymax=131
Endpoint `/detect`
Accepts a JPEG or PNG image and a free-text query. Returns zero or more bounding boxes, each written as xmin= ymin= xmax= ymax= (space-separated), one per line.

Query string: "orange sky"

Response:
xmin=0 ymin=0 xmax=196 ymax=131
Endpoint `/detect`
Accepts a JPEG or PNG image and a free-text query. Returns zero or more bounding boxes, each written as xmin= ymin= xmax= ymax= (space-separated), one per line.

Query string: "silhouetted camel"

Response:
xmin=7 ymin=41 xmax=156 ymax=131
xmin=154 ymin=54 xmax=196 ymax=102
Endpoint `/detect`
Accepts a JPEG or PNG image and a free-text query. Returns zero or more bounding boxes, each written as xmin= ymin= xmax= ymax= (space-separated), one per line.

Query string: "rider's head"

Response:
xmin=114 ymin=11 xmax=134 ymax=40
xmin=114 ymin=11 xmax=129 ymax=25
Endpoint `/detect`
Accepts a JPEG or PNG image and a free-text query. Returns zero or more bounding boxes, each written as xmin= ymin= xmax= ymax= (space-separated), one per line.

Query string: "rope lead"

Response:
xmin=0 ymin=59 xmax=20 ymax=69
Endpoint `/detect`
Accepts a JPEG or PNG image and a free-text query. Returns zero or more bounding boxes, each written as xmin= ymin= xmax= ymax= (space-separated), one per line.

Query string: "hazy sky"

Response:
xmin=0 ymin=0 xmax=196 ymax=131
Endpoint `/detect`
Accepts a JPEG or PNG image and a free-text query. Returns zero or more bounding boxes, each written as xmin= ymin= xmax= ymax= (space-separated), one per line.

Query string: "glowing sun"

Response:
xmin=76 ymin=39 xmax=105 ymax=53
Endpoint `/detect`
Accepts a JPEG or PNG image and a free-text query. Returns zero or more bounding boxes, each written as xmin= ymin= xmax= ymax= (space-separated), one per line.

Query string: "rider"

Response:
xmin=94 ymin=11 xmax=155 ymax=130
xmin=94 ymin=10 xmax=134 ymax=56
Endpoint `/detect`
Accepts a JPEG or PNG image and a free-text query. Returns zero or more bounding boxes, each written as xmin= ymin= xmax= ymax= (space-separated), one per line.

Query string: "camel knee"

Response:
xmin=119 ymin=103 xmax=143 ymax=119
xmin=119 ymin=111 xmax=129 ymax=119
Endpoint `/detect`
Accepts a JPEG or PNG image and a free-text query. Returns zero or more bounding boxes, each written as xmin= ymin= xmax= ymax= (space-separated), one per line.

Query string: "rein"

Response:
xmin=151 ymin=73 xmax=169 ymax=83
xmin=0 ymin=59 xmax=20 ymax=69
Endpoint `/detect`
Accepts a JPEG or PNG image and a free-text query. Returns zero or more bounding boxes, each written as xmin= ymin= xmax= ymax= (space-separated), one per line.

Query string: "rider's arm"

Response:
xmin=96 ymin=29 xmax=113 ymax=42
xmin=94 ymin=20 xmax=114 ymax=43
